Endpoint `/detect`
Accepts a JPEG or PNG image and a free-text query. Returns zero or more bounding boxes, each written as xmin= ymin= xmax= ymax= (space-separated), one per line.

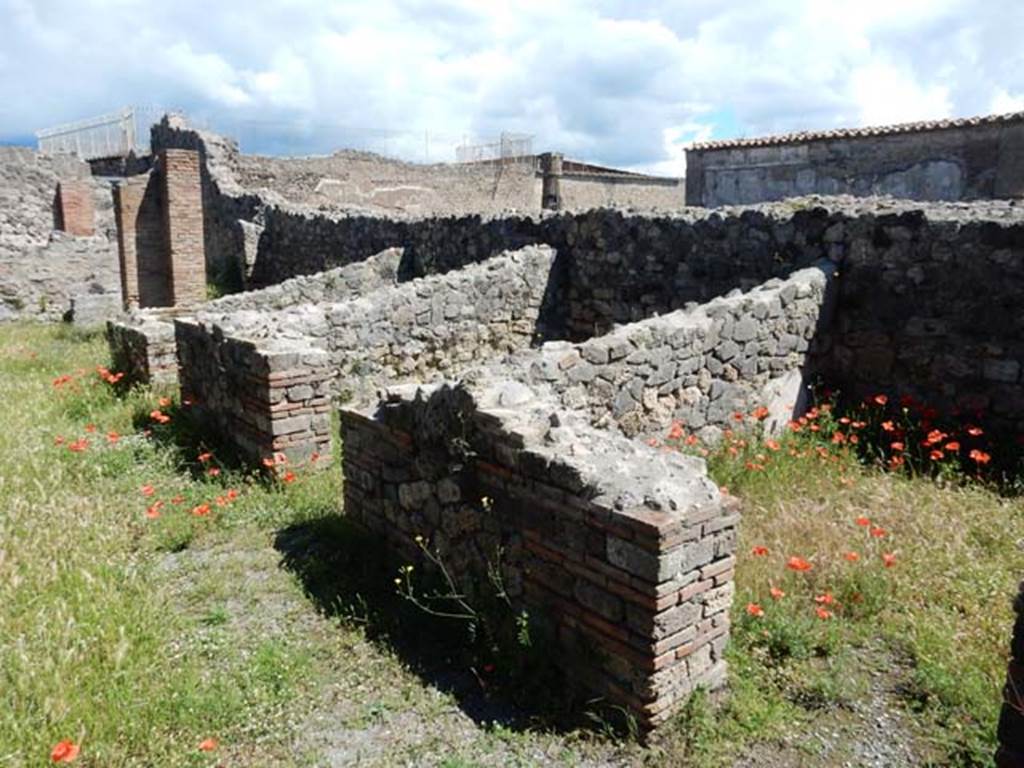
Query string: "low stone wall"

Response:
xmin=520 ymin=263 xmax=835 ymax=438
xmin=172 ymin=246 xmax=556 ymax=461
xmin=106 ymin=313 xmax=178 ymax=386
xmin=176 ymin=322 xmax=334 ymax=464
xmin=341 ymin=380 xmax=737 ymax=729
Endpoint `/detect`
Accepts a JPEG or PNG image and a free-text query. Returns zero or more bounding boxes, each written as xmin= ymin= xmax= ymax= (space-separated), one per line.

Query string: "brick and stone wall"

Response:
xmin=0 ymin=146 xmax=120 ymax=322
xmin=686 ymin=112 xmax=1024 ymax=207
xmin=56 ymin=180 xmax=95 ymax=236
xmin=516 ymin=263 xmax=835 ymax=439
xmin=171 ymin=246 xmax=556 ymax=460
xmin=341 ymin=379 xmax=737 ymax=729
xmin=105 ymin=312 xmax=178 ymax=386
xmin=176 ymin=322 xmax=334 ymax=464
xmin=113 ymin=149 xmax=207 ymax=310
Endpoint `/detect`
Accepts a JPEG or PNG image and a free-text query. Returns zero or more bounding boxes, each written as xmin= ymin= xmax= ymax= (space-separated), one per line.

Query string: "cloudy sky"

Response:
xmin=1 ymin=0 xmax=1022 ymax=174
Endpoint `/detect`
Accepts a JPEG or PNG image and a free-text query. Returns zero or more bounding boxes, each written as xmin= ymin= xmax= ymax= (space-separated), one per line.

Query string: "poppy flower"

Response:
xmin=310 ymin=452 xmax=321 ymax=463
xmin=855 ymin=516 xmax=870 ymax=527
xmin=158 ymin=396 xmax=172 ymax=408
xmin=929 ymin=449 xmax=944 ymax=461
xmin=198 ymin=737 xmax=218 ymax=751
xmin=67 ymin=438 xmax=88 ymax=453
xmin=890 ymin=441 xmax=904 ymax=452
xmin=141 ymin=485 xmax=155 ymax=497
xmin=226 ymin=489 xmax=239 ymax=500
xmin=815 ymin=607 xmax=834 ymax=620
xmin=764 ymin=439 xmax=780 ymax=451
xmin=831 ymin=432 xmax=846 ymax=445
xmin=84 ymin=424 xmax=96 ymax=434
xmin=873 ymin=394 xmax=888 ymax=406
xmin=282 ymin=471 xmax=297 ymax=484
xmin=889 ymin=455 xmax=905 ymax=468
xmin=944 ymin=441 xmax=960 ymax=452
xmin=667 ymin=422 xmax=684 ymax=440
xmin=746 ymin=603 xmax=764 ymax=617
xmin=732 ymin=412 xmax=745 ymax=422
xmin=261 ymin=457 xmax=276 ymax=469
xmin=197 ymin=452 xmax=213 ymax=463
xmin=751 ymin=545 xmax=769 ymax=556
xmin=881 ymin=420 xmax=895 ymax=432
xmin=684 ymin=434 xmax=699 ymax=446
xmin=54 ymin=435 xmax=65 ymax=445
xmin=969 ymin=449 xmax=991 ymax=465
xmin=814 ymin=593 xmax=836 ymax=605
xmin=786 ymin=556 xmax=813 ymax=572
xmin=171 ymin=495 xmax=185 ymax=505
xmin=50 ymin=740 xmax=79 ymax=763
xmin=769 ymin=586 xmax=785 ymax=600
xmin=215 ymin=496 xmax=228 ymax=507
xmin=882 ymin=552 xmax=897 ymax=568
xmin=106 ymin=431 xmax=120 ymax=444
xmin=870 ymin=526 xmax=886 ymax=538
xmin=146 ymin=502 xmax=163 ymax=519
xmin=149 ymin=410 xmax=170 ymax=424
xmin=751 ymin=406 xmax=770 ymax=421
xmin=192 ymin=503 xmax=211 ymax=517
xmin=966 ymin=426 xmax=984 ymax=437
xmin=843 ymin=551 xmax=860 ymax=562
xmin=206 ymin=468 xmax=220 ymax=478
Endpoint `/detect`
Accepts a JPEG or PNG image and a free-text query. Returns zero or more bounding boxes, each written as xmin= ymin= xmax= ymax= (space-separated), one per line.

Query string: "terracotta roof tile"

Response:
xmin=690 ymin=111 xmax=1024 ymax=151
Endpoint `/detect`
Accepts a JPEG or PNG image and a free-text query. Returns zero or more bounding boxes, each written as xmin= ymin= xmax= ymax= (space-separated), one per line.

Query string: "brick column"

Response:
xmin=159 ymin=149 xmax=206 ymax=306
xmin=113 ymin=173 xmax=169 ymax=309
xmin=56 ymin=180 xmax=95 ymax=236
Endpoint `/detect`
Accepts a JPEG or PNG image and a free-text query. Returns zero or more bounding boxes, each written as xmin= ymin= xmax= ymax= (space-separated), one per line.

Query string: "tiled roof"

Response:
xmin=690 ymin=111 xmax=1024 ymax=151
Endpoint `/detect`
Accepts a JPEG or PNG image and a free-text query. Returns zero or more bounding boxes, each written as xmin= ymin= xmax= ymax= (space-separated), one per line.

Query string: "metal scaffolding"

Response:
xmin=455 ymin=132 xmax=534 ymax=163
xmin=36 ymin=107 xmax=162 ymax=160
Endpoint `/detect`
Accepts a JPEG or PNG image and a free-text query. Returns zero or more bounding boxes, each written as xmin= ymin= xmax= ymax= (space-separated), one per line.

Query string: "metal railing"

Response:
xmin=36 ymin=107 xmax=162 ymax=160
xmin=455 ymin=132 xmax=534 ymax=163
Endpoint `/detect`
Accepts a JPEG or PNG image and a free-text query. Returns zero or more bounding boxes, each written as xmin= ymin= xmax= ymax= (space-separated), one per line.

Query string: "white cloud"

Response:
xmin=0 ymin=0 xmax=1022 ymax=169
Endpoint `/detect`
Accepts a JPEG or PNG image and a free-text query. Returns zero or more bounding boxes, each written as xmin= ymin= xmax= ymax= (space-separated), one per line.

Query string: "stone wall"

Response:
xmin=341 ymin=379 xmax=737 ymax=729
xmin=517 ymin=263 xmax=835 ymax=439
xmin=176 ymin=322 xmax=334 ymax=464
xmin=105 ymin=312 xmax=178 ymax=386
xmin=0 ymin=146 xmax=120 ymax=322
xmin=172 ymin=246 xmax=557 ymax=460
xmin=686 ymin=113 xmax=1024 ymax=207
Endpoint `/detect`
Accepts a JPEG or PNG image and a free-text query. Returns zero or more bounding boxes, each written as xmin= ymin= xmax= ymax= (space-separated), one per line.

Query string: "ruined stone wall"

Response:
xmin=341 ymin=380 xmax=736 ymax=729
xmin=518 ymin=263 xmax=835 ymax=439
xmin=172 ymin=246 xmax=557 ymax=461
xmin=686 ymin=117 xmax=1024 ymax=207
xmin=558 ymin=173 xmax=683 ymax=212
xmin=0 ymin=146 xmax=120 ymax=321
xmin=176 ymin=323 xmax=334 ymax=464
xmin=106 ymin=313 xmax=178 ymax=386
xmin=819 ymin=206 xmax=1024 ymax=435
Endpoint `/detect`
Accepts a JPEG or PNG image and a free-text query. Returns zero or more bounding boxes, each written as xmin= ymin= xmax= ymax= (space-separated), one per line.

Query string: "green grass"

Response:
xmin=0 ymin=323 xmax=1019 ymax=766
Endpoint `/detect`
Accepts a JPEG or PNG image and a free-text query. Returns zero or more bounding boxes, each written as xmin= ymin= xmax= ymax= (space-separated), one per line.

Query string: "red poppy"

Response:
xmin=769 ymin=586 xmax=785 ymax=600
xmin=282 ymin=471 xmax=297 ymax=484
xmin=814 ymin=593 xmax=836 ymax=605
xmin=198 ymin=737 xmax=218 ymax=752
xmin=107 ymin=431 xmax=120 ymax=444
xmin=141 ymin=485 xmax=155 ymax=497
xmin=881 ymin=420 xmax=895 ymax=432
xmin=873 ymin=394 xmax=888 ymax=406
xmin=751 ymin=406 xmax=770 ymax=421
xmin=158 ymin=396 xmax=172 ymax=408
xmin=146 ymin=502 xmax=163 ymax=519
xmin=197 ymin=452 xmax=213 ymax=463
xmin=969 ymin=449 xmax=991 ymax=465
xmin=226 ymin=489 xmax=239 ymax=500
xmin=882 ymin=552 xmax=897 ymax=568
xmin=889 ymin=455 xmax=905 ymax=468
xmin=192 ymin=503 xmax=211 ymax=517
xmin=944 ymin=441 xmax=960 ymax=452
xmin=764 ymin=439 xmax=780 ymax=451
xmin=890 ymin=441 xmax=904 ymax=452
xmin=667 ymin=422 xmax=684 ymax=440
xmin=54 ymin=435 xmax=65 ymax=445
xmin=310 ymin=452 xmax=321 ymax=463
xmin=685 ymin=434 xmax=699 ymax=446
xmin=50 ymin=740 xmax=80 ymax=763
xmin=171 ymin=495 xmax=185 ymax=505
xmin=966 ymin=426 xmax=984 ymax=437
xmin=786 ymin=556 xmax=813 ymax=572
xmin=870 ymin=526 xmax=886 ymax=538
xmin=149 ymin=410 xmax=170 ymax=424
xmin=843 ymin=551 xmax=860 ymax=562
xmin=206 ymin=468 xmax=221 ymax=477
xmin=84 ymin=424 xmax=96 ymax=433
xmin=215 ymin=495 xmax=228 ymax=507
xmin=929 ymin=449 xmax=944 ymax=461
xmin=67 ymin=438 xmax=88 ymax=453
xmin=831 ymin=432 xmax=846 ymax=445
xmin=751 ymin=545 xmax=769 ymax=557
xmin=855 ymin=516 xmax=870 ymax=527
xmin=732 ymin=412 xmax=745 ymax=422
xmin=815 ymin=607 xmax=834 ymax=620
xmin=746 ymin=603 xmax=765 ymax=617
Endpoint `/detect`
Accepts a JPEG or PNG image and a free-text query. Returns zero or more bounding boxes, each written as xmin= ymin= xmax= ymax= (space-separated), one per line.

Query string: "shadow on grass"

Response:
xmin=273 ymin=513 xmax=616 ymax=737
